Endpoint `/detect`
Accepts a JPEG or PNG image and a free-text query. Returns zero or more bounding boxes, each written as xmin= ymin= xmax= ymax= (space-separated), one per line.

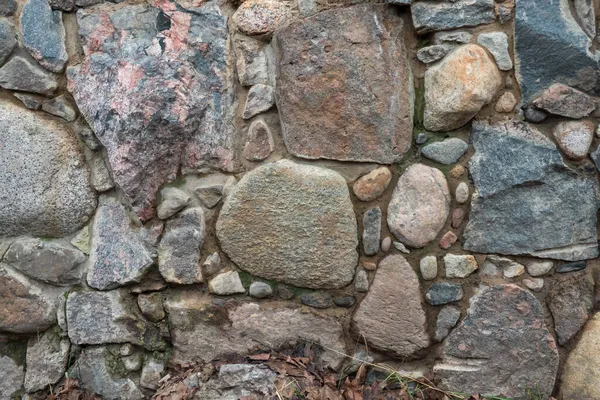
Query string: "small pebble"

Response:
xmin=122 ymin=353 xmax=143 ymax=372
xmin=416 ymin=132 xmax=428 ymax=145
xmin=352 ymin=167 xmax=392 ymax=202
xmin=420 ymin=256 xmax=438 ymax=280
xmin=249 ymin=282 xmax=273 ymax=298
xmin=526 ymin=261 xmax=553 ymax=277
xmin=434 ymin=306 xmax=461 ymax=342
xmin=557 ymin=261 xmax=586 ymax=273
xmin=444 ymin=254 xmax=478 ymax=278
xmin=355 ymin=269 xmax=369 ymax=293
xmin=208 ymin=271 xmax=246 ymax=295
xmin=523 ymin=278 xmax=544 ymax=292
xmin=455 ymin=182 xmax=469 ymax=204
xmin=480 ymin=260 xmax=501 ymax=277
xmin=524 ymin=107 xmax=547 ymax=123
xmin=362 ymin=260 xmax=377 ymax=271
xmin=450 ymin=165 xmax=466 ymax=178
xmin=495 ymin=91 xmax=517 ymax=113
xmin=301 ymin=292 xmax=333 ymax=308
xmin=277 ymin=285 xmax=294 ymax=300
xmin=381 ymin=236 xmax=392 ymax=252
xmin=426 ymin=283 xmax=464 ymax=305
xmin=451 ymin=208 xmax=466 ymax=228
xmin=439 ymin=231 xmax=458 ymax=249
xmin=333 ymin=296 xmax=356 ymax=308
xmin=503 ymin=263 xmax=525 ymax=279
xmin=203 ymin=252 xmax=222 ymax=276
xmin=393 ymin=241 xmax=410 ymax=254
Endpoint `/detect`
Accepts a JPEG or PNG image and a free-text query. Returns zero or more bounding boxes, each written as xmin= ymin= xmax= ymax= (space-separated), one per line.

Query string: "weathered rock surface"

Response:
xmin=433 ymin=31 xmax=473 ymax=45
xmin=244 ymin=119 xmax=274 ymax=161
xmin=217 ymin=161 xmax=358 ymax=289
xmin=232 ymin=0 xmax=291 ymax=36
xmin=353 ymin=255 xmax=429 ymax=358
xmin=553 ymin=120 xmax=594 ymax=160
xmin=425 ymin=283 xmax=463 ymax=305
xmin=424 ymin=45 xmax=502 ymax=131
xmin=515 ymin=0 xmax=600 ymax=104
xmin=434 ymin=306 xmax=461 ymax=342
xmin=0 ymin=0 xmax=15 ymax=16
xmin=87 ymin=196 xmax=154 ymax=290
xmin=476 ymin=31 xmax=512 ymax=71
xmin=42 ymin=94 xmax=77 ymax=122
xmin=421 ymin=138 xmax=468 ymax=165
xmin=561 ymin=312 xmax=600 ymax=399
xmin=140 ymin=357 xmax=165 ymax=390
xmin=158 ymin=208 xmax=205 ymax=284
xmin=352 ymin=167 xmax=392 ymax=202
xmin=411 ymin=0 xmax=495 ymax=33
xmin=66 ymin=290 xmax=164 ymax=350
xmin=387 ymin=164 xmax=450 ymax=248
xmin=20 ymin=0 xmax=68 ymax=73
xmin=192 ymin=174 xmax=235 ymax=209
xmin=0 ymin=56 xmax=58 ymax=95
xmin=548 ymin=271 xmax=594 ymax=345
xmin=495 ymin=91 xmax=517 ymax=113
xmin=274 ymin=4 xmax=413 ymax=163
xmin=0 ymin=264 xmax=63 ymax=333
xmin=444 ymin=254 xmax=478 ymax=278
xmin=0 ymin=354 xmax=24 ymax=400
xmin=208 ymin=271 xmax=246 ymax=295
xmin=0 ymin=19 xmax=16 ymax=66
xmin=0 ymin=101 xmax=96 ymax=237
xmin=464 ymin=121 xmax=599 ymax=261
xmin=68 ymin=0 xmax=237 ymax=220
xmin=137 ymin=292 xmax=165 ymax=322
xmin=242 ymin=84 xmax=275 ymax=119
xmin=417 ymin=44 xmax=454 ymax=64
xmin=71 ymin=346 xmax=144 ymax=400
xmin=434 ymin=285 xmax=559 ymax=399
xmin=2 ymin=237 xmax=85 ymax=285
xmin=234 ymin=35 xmax=269 ymax=86
xmin=363 ymin=207 xmax=381 ymax=256
xmin=532 ymin=83 xmax=596 ymax=118
xmin=165 ymin=292 xmax=346 ymax=369
xmin=24 ymin=327 xmax=70 ymax=393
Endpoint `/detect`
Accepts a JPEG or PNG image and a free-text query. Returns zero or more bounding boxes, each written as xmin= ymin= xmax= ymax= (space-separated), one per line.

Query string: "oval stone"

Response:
xmin=216 ymin=160 xmax=358 ymax=289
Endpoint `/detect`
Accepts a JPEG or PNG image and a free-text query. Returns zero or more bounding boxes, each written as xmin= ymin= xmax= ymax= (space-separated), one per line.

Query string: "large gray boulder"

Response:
xmin=464 ymin=121 xmax=599 ymax=261
xmin=0 ymin=101 xmax=96 ymax=237
xmin=434 ymin=284 xmax=559 ymax=399
xmin=274 ymin=4 xmax=413 ymax=164
xmin=217 ymin=160 xmax=358 ymax=289
xmin=165 ymin=291 xmax=347 ymax=369
xmin=515 ymin=0 xmax=600 ymax=104
xmin=68 ymin=1 xmax=237 ymax=221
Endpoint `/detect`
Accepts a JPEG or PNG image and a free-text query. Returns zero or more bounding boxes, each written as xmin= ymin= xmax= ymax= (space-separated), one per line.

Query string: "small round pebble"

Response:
xmin=523 ymin=278 xmax=544 ymax=292
xmin=381 ymin=236 xmax=392 ymax=252
xmin=333 ymin=296 xmax=356 ymax=308
xmin=301 ymin=292 xmax=333 ymax=308
xmin=503 ymin=263 xmax=525 ymax=278
xmin=449 ymin=165 xmax=466 ymax=178
xmin=355 ymin=269 xmax=369 ymax=293
xmin=249 ymin=281 xmax=273 ymax=298
xmin=362 ymin=260 xmax=377 ymax=271
xmin=439 ymin=231 xmax=458 ymax=249
xmin=526 ymin=261 xmax=553 ymax=277
xmin=277 ymin=285 xmax=294 ymax=299
xmin=524 ymin=107 xmax=547 ymax=123
xmin=420 ymin=256 xmax=438 ymax=280
xmin=455 ymin=182 xmax=469 ymax=204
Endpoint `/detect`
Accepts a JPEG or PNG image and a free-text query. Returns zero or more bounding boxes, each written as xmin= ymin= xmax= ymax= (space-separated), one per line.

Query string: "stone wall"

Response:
xmin=1 ymin=0 xmax=600 ymax=398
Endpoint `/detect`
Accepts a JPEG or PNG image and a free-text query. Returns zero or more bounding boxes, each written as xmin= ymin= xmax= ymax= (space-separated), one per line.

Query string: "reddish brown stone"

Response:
xmin=451 ymin=208 xmax=466 ymax=228
xmin=274 ymin=4 xmax=413 ymax=163
xmin=532 ymin=83 xmax=596 ymax=119
xmin=244 ymin=119 xmax=274 ymax=161
xmin=439 ymin=231 xmax=458 ymax=249
xmin=352 ymin=167 xmax=393 ymax=202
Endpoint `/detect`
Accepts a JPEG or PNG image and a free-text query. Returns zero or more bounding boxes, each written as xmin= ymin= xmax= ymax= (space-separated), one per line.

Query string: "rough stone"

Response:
xmin=129 ymin=269 xmax=167 ymax=294
xmin=354 ymin=269 xmax=369 ymax=293
xmin=20 ymin=0 xmax=68 ymax=73
xmin=0 ymin=56 xmax=58 ymax=95
xmin=523 ymin=277 xmax=544 ymax=292
xmin=244 ymin=119 xmax=274 ymax=161
xmin=561 ymin=312 xmax=600 ymax=399
xmin=420 ymin=256 xmax=438 ymax=280
xmin=0 ymin=354 xmax=24 ymax=400
xmin=274 ymin=5 xmax=413 ymax=163
xmin=0 ymin=0 xmax=15 ymax=16
xmin=209 ymin=271 xmax=246 ymax=295
xmin=503 ymin=263 xmax=525 ymax=278
xmin=549 ymin=271 xmax=594 ymax=345
xmin=424 ymin=44 xmax=502 ymax=131
xmin=217 ymin=161 xmax=358 ymax=289
xmin=0 ymin=19 xmax=16 ymax=66
xmin=249 ymin=282 xmax=273 ymax=298
xmin=13 ymin=93 xmax=44 ymax=110
xmin=165 ymin=293 xmax=347 ymax=369
xmin=203 ymin=252 xmax=222 ymax=276
xmin=89 ymin=152 xmax=114 ymax=192
xmin=434 ymin=285 xmax=559 ymax=400
xmin=434 ymin=306 xmax=461 ymax=342
xmin=417 ymin=44 xmax=454 ymax=64
xmin=71 ymin=226 xmax=91 ymax=255
xmin=137 ymin=292 xmax=165 ymax=322
xmin=140 ymin=358 xmax=165 ymax=390
xmin=388 ymin=164 xmax=450 ymax=248
xmin=421 ymin=138 xmax=468 ymax=165
xmin=301 ymin=292 xmax=333 ymax=308
xmin=574 ymin=0 xmax=596 ymax=37
xmin=532 ymin=83 xmax=596 ymax=118
xmin=2 ymin=237 xmax=85 ymax=285
xmin=552 ymin=120 xmax=594 ymax=160
xmin=425 ymin=283 xmax=463 ymax=305
xmin=66 ymin=290 xmax=164 ymax=350
xmin=444 ymin=254 xmax=478 ymax=278
xmin=381 ymin=236 xmax=392 ymax=252
xmin=476 ymin=31 xmax=512 ymax=71
xmin=464 ymin=121 xmax=599 ymax=261
xmin=68 ymin=1 xmax=237 ymax=221
xmin=72 ymin=117 xmax=100 ymax=151
xmin=24 ymin=327 xmax=70 ymax=393
xmin=433 ymin=31 xmax=473 ymax=45
xmin=352 ymin=255 xmax=430 ymax=357
xmin=49 ymin=0 xmax=75 ymax=11
xmin=497 ymin=1 xmax=513 ymax=24
xmin=514 ymin=0 xmax=600 ymax=105
xmin=363 ymin=208 xmax=381 ymax=256
xmin=192 ymin=174 xmax=234 ymax=209
xmin=451 ymin=208 xmax=466 ymax=228
xmin=233 ymin=0 xmax=291 ymax=36
xmin=439 ymin=231 xmax=458 ymax=249
xmin=352 ymin=167 xmax=392 ymax=202
xmin=557 ymin=261 xmax=587 ymax=273
xmin=526 ymin=261 xmax=553 ymax=277
xmin=494 ymin=91 xmax=517 ymax=112
xmin=523 ymin=107 xmax=547 ymax=123
xmin=455 ymin=182 xmax=469 ymax=204
xmin=42 ymin=94 xmax=77 ymax=122
xmin=0 ymin=101 xmax=96 ymax=237
xmin=411 ymin=0 xmax=496 ymax=33
xmin=0 ymin=264 xmax=63 ymax=333
xmin=122 ymin=353 xmax=142 ymax=373
xmin=71 ymin=346 xmax=144 ymax=400
xmin=234 ymin=35 xmax=269 ymax=86
xmin=87 ymin=196 xmax=154 ymax=290
xmin=157 ymin=187 xmax=190 ymax=220
xmin=242 ymin=84 xmax=275 ymax=119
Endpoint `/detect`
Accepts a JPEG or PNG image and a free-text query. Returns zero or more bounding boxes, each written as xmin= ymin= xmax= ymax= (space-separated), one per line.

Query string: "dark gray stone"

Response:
xmin=42 ymin=94 xmax=77 ymax=122
xmin=433 ymin=31 xmax=472 ymax=45
xmin=87 ymin=196 xmax=154 ymax=290
xmin=301 ymin=292 xmax=333 ymax=309
xmin=421 ymin=138 xmax=468 ymax=165
xmin=20 ymin=0 xmax=68 ymax=73
xmin=2 ymin=237 xmax=85 ymax=285
xmin=549 ymin=271 xmax=594 ymax=345
xmin=49 ymin=0 xmax=75 ymax=11
xmin=434 ymin=285 xmax=559 ymax=400
xmin=13 ymin=93 xmax=44 ymax=110
xmin=464 ymin=121 xmax=599 ymax=261
xmin=515 ymin=0 xmax=600 ymax=104
xmin=66 ymin=290 xmax=165 ymax=350
xmin=434 ymin=306 xmax=461 ymax=342
xmin=411 ymin=0 xmax=495 ymax=33
xmin=426 ymin=283 xmax=463 ymax=305
xmin=0 ymin=56 xmax=58 ymax=95
xmin=416 ymin=44 xmax=454 ymax=64
xmin=0 ymin=0 xmax=16 ymax=16
xmin=363 ymin=207 xmax=381 ymax=256
xmin=0 ymin=101 xmax=96 ymax=237
xmin=523 ymin=107 xmax=547 ymax=123
xmin=557 ymin=261 xmax=587 ymax=274
xmin=333 ymin=296 xmax=356 ymax=308
xmin=0 ymin=19 xmax=16 ymax=66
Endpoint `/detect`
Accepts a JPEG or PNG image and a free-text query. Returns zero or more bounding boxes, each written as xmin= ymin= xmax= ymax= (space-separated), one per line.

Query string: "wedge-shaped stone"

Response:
xmin=217 ymin=160 xmax=358 ymax=289
xmin=274 ymin=4 xmax=413 ymax=163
